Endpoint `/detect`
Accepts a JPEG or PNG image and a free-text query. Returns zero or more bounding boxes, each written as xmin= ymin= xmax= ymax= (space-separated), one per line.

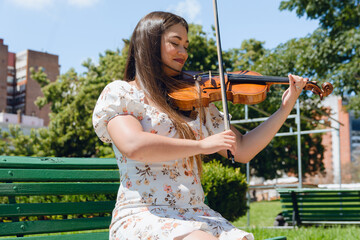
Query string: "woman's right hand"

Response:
xmin=198 ymin=130 xmax=237 ymax=155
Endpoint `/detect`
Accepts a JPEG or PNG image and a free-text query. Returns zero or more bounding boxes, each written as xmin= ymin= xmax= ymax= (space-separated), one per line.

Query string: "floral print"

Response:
xmin=93 ymin=80 xmax=253 ymax=240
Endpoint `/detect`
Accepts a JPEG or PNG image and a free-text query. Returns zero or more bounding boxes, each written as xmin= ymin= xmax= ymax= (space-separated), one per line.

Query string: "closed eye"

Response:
xmin=170 ymin=42 xmax=179 ymax=47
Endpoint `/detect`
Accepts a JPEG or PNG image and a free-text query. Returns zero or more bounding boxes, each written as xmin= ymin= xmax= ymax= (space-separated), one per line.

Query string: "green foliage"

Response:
xmin=0 ymin=125 xmax=49 ymax=156
xmin=228 ymin=39 xmax=266 ymax=71
xmin=280 ymin=0 xmax=360 ymax=113
xmin=279 ymin=0 xmax=359 ymax=36
xmin=28 ymin=47 xmax=130 ymax=157
xmin=184 ymin=24 xmax=232 ymax=72
xmin=201 ymin=160 xmax=248 ymax=221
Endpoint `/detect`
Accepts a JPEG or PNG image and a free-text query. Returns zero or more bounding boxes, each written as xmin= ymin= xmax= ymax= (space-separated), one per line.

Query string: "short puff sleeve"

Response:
xmin=92 ymin=80 xmax=146 ymax=143
xmin=204 ymin=103 xmax=231 ymax=135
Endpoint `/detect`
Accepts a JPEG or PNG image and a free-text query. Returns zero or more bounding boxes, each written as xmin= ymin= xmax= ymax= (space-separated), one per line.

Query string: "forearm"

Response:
xmin=113 ymin=131 xmax=202 ymax=163
xmin=234 ymin=105 xmax=293 ymax=163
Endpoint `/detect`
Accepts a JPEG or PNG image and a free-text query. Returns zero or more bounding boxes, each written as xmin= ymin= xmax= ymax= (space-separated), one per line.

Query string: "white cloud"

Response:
xmin=167 ymin=0 xmax=201 ymax=23
xmin=67 ymin=0 xmax=100 ymax=7
xmin=10 ymin=0 xmax=53 ymax=10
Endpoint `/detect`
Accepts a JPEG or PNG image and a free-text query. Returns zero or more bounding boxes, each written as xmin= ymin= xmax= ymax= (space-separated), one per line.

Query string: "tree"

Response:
xmin=28 ymin=47 xmax=129 ymax=158
xmin=279 ymin=0 xmax=360 ymax=114
xmin=279 ymin=0 xmax=359 ymax=36
xmin=184 ymin=24 xmax=232 ymax=71
xmin=0 ymin=125 xmax=49 ymax=156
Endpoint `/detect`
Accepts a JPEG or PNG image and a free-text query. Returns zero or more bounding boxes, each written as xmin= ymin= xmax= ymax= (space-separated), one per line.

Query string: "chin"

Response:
xmin=163 ymin=65 xmax=183 ymax=77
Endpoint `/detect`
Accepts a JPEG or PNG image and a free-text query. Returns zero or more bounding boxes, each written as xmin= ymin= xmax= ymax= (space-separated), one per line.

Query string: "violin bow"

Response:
xmin=212 ymin=0 xmax=235 ymax=163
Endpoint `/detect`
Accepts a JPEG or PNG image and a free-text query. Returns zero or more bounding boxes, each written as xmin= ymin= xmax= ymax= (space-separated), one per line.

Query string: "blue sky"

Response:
xmin=0 ymin=0 xmax=319 ymax=75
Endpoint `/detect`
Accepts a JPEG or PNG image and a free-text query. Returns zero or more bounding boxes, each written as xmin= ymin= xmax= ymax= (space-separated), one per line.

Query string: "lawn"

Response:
xmin=231 ymin=200 xmax=360 ymax=239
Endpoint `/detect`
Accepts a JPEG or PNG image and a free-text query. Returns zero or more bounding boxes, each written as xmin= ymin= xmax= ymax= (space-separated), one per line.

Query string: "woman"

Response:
xmin=93 ymin=11 xmax=307 ymax=240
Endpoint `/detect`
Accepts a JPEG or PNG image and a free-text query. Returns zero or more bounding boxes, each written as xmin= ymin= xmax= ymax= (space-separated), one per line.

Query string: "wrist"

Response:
xmin=196 ymin=139 xmax=204 ymax=154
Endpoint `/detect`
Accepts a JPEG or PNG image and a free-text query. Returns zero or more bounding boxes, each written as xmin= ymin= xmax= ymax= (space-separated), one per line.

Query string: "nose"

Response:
xmin=178 ymin=46 xmax=188 ymax=57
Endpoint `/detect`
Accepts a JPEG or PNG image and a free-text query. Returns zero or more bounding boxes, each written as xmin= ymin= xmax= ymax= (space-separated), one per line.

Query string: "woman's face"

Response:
xmin=161 ymin=23 xmax=189 ymax=76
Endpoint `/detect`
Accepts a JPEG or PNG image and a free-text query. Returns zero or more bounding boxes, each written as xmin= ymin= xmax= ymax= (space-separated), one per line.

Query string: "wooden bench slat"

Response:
xmin=282 ymin=204 xmax=360 ymax=209
xmin=299 ymin=208 xmax=360 ymax=214
xmin=301 ymin=221 xmax=360 ymax=225
xmin=0 ymin=183 xmax=119 ymax=196
xmin=0 ymin=201 xmax=116 ymax=217
xmin=278 ymin=188 xmax=360 ymax=193
xmin=0 ymin=217 xmax=111 ymax=236
xmin=296 ymin=198 xmax=359 ymax=203
xmin=300 ymin=217 xmax=360 ymax=221
xmin=0 ymin=157 xmax=117 ymax=169
xmin=0 ymin=169 xmax=119 ymax=182
xmin=282 ymin=214 xmax=360 ymax=220
xmin=2 ymin=231 xmax=109 ymax=240
xmin=280 ymin=192 xmax=360 ymax=196
xmin=280 ymin=198 xmax=359 ymax=203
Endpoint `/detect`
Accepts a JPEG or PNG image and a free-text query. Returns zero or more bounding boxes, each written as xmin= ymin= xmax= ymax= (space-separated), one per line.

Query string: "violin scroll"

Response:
xmin=303 ymin=81 xmax=333 ymax=100
xmin=321 ymin=82 xmax=334 ymax=99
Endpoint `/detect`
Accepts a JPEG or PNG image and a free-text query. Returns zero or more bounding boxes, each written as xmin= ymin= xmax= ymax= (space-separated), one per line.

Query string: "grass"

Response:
xmin=233 ymin=200 xmax=283 ymax=227
xmin=231 ymin=200 xmax=360 ymax=240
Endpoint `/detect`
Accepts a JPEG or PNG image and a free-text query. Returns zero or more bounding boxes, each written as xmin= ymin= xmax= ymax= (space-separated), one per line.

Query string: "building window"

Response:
xmin=7 ymin=86 xmax=14 ymax=94
xmin=7 ymin=76 xmax=15 ymax=83
xmin=350 ymin=116 xmax=360 ymax=162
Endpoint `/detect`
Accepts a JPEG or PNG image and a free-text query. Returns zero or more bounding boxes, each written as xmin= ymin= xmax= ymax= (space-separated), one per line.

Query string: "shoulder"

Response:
xmin=98 ymin=80 xmax=144 ymax=103
xmin=92 ymin=80 xmax=146 ymax=143
xmin=101 ymin=80 xmax=135 ymax=96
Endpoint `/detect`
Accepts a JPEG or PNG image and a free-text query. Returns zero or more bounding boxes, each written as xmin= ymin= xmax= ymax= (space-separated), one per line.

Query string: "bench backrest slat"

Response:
xmin=0 ymin=169 xmax=119 ymax=182
xmin=0 ymin=217 xmax=112 ymax=236
xmin=0 ymin=183 xmax=119 ymax=196
xmin=0 ymin=201 xmax=116 ymax=217
xmin=0 ymin=156 xmax=117 ymax=169
xmin=282 ymin=204 xmax=360 ymax=209
xmin=2 ymin=231 xmax=109 ymax=240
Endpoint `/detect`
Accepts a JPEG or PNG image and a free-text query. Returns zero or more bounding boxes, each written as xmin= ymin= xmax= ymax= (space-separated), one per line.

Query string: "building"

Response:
xmin=311 ymin=95 xmax=360 ymax=184
xmin=0 ymin=39 xmax=9 ymax=113
xmin=0 ymin=39 xmax=59 ymax=125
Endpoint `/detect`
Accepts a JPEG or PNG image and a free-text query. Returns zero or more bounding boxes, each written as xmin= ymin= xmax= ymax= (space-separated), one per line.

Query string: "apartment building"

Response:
xmin=0 ymin=39 xmax=59 ymax=125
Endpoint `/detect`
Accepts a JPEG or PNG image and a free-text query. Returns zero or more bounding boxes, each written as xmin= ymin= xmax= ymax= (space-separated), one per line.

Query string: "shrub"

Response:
xmin=201 ymin=160 xmax=248 ymax=221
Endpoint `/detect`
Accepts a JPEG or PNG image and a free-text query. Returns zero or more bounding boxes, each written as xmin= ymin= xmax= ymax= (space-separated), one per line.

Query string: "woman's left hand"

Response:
xmin=281 ymin=74 xmax=308 ymax=110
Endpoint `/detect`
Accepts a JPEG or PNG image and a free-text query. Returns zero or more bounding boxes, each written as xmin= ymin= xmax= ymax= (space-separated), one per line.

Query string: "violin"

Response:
xmin=168 ymin=70 xmax=334 ymax=111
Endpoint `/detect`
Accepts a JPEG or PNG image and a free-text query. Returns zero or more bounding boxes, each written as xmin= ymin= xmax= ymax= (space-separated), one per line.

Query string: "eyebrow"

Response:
xmin=170 ymin=35 xmax=189 ymax=43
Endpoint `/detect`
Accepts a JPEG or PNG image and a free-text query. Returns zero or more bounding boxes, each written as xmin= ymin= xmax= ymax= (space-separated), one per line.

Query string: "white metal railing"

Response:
xmin=230 ymin=99 xmax=341 ymax=226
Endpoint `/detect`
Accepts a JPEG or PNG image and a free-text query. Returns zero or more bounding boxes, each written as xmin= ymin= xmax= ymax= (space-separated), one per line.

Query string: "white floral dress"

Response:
xmin=93 ymin=80 xmax=254 ymax=240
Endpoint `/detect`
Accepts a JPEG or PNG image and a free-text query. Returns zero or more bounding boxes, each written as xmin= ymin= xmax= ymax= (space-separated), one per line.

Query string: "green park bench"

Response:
xmin=277 ymin=188 xmax=360 ymax=226
xmin=0 ymin=155 xmax=286 ymax=239
xmin=0 ymin=156 xmax=119 ymax=239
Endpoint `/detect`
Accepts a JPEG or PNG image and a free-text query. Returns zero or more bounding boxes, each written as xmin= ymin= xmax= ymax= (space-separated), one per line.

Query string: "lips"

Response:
xmin=174 ymin=58 xmax=185 ymax=64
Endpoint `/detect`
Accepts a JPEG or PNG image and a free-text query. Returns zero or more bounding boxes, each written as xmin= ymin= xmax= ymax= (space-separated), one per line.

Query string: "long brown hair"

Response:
xmin=124 ymin=11 xmax=203 ymax=175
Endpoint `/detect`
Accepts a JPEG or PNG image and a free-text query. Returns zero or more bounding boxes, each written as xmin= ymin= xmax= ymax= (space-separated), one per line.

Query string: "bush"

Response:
xmin=201 ymin=160 xmax=248 ymax=221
